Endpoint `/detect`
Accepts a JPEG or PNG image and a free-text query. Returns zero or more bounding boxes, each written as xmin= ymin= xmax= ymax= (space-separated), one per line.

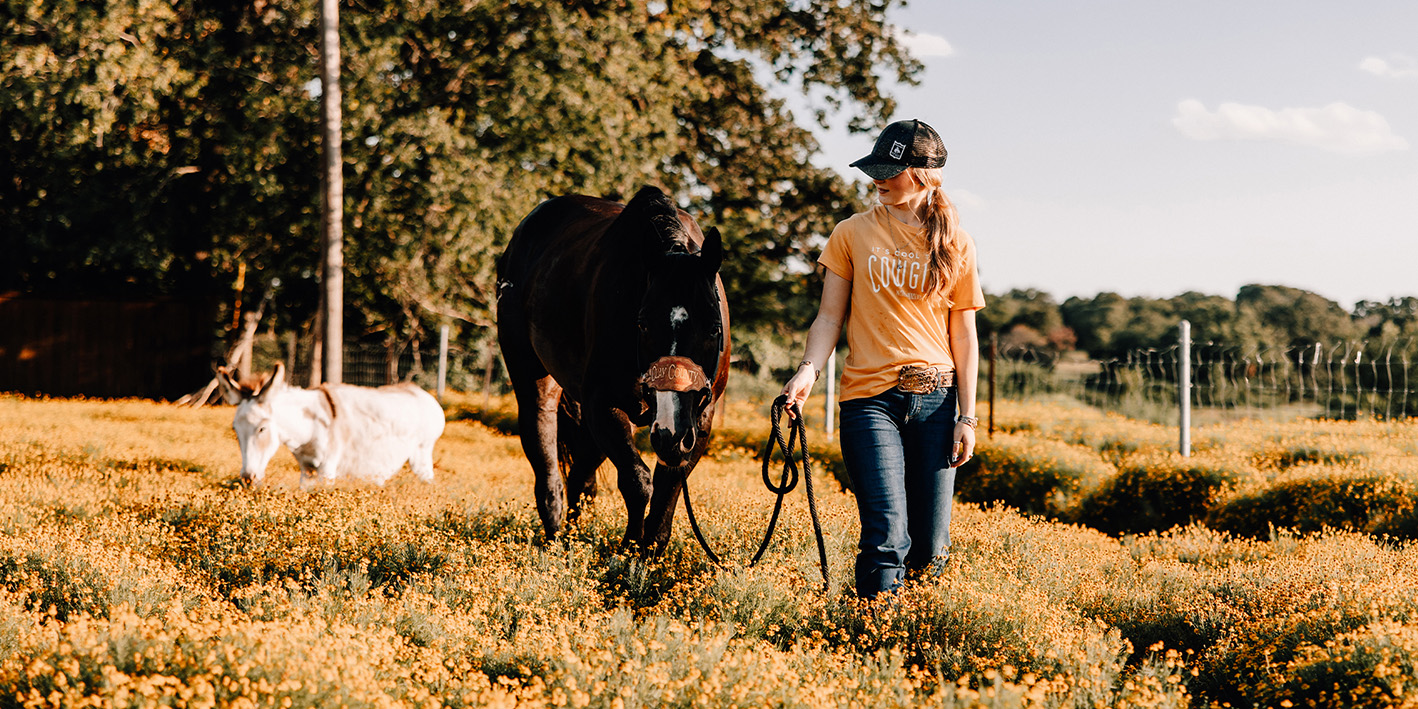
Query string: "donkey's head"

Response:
xmin=622 ymin=187 xmax=726 ymax=467
xmin=215 ymin=363 xmax=289 ymax=487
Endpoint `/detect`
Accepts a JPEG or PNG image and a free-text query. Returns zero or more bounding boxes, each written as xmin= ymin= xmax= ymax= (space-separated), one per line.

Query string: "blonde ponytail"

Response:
xmin=908 ymin=167 xmax=965 ymax=301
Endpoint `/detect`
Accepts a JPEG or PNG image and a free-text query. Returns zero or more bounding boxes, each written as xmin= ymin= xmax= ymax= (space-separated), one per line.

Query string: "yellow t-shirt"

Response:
xmin=818 ymin=205 xmax=987 ymax=401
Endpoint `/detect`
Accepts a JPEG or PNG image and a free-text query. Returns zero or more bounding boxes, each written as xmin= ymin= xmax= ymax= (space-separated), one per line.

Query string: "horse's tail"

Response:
xmin=555 ymin=402 xmax=578 ymax=480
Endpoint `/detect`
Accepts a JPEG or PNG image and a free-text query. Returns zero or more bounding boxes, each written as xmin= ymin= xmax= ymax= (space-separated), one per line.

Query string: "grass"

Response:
xmin=2 ymin=391 xmax=1418 ymax=706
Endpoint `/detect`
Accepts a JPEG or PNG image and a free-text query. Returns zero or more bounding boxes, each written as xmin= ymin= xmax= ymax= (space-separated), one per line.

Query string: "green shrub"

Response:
xmin=1074 ymin=458 xmax=1243 ymax=535
xmin=1264 ymin=621 xmax=1418 ymax=708
xmin=1206 ymin=470 xmax=1418 ymax=539
xmin=956 ymin=433 xmax=1114 ymax=518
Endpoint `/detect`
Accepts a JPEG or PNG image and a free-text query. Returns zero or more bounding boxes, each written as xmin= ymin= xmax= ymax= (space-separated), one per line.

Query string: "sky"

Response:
xmin=796 ymin=1 xmax=1418 ymax=309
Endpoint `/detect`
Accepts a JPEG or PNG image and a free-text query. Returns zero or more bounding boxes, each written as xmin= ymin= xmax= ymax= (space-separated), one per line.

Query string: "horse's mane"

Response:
xmin=621 ymin=186 xmax=690 ymax=254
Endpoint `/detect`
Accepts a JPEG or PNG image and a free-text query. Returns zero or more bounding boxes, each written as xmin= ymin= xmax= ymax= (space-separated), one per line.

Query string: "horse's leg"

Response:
xmin=643 ymin=428 xmax=714 ymax=554
xmin=558 ymin=405 xmax=605 ymax=525
xmin=586 ymin=407 xmax=651 ymax=547
xmin=515 ymin=375 xmax=566 ymax=539
xmin=643 ymin=462 xmax=688 ymax=554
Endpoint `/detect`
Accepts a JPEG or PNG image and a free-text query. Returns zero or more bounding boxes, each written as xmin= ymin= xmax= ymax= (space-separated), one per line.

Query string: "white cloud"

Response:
xmin=890 ymin=27 xmax=954 ymax=58
xmin=1360 ymin=54 xmax=1418 ymax=79
xmin=1171 ymin=99 xmax=1409 ymax=155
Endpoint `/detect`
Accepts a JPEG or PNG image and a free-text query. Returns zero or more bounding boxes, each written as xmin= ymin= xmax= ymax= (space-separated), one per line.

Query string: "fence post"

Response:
xmin=1179 ymin=320 xmax=1191 ymax=457
xmin=436 ymin=324 xmax=449 ymax=402
xmin=825 ymin=348 xmax=837 ymax=440
xmin=285 ymin=331 xmax=297 ymax=376
xmin=482 ymin=348 xmax=496 ymax=408
xmin=988 ymin=332 xmax=997 ymax=436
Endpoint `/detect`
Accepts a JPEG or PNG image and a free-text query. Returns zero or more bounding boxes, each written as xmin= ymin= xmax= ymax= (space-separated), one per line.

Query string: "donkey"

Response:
xmin=215 ymin=363 xmax=446 ymax=489
xmin=496 ymin=185 xmax=730 ymax=552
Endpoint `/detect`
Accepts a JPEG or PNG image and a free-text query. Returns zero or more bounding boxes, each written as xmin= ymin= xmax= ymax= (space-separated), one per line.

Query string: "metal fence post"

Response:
xmin=1179 ymin=320 xmax=1191 ymax=457
xmin=436 ymin=324 xmax=449 ymax=402
xmin=825 ymin=348 xmax=837 ymax=440
xmin=988 ymin=332 xmax=997 ymax=436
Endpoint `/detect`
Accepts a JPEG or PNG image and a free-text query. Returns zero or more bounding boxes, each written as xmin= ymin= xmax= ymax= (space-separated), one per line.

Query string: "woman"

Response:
xmin=781 ymin=119 xmax=985 ymax=600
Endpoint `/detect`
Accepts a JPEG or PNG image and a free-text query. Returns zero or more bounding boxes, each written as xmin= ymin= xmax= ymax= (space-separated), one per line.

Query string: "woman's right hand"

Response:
xmin=780 ymin=365 xmax=817 ymax=415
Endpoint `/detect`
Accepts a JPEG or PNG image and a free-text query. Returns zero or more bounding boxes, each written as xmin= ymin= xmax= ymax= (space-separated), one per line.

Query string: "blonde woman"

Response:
xmin=782 ymin=119 xmax=985 ymax=599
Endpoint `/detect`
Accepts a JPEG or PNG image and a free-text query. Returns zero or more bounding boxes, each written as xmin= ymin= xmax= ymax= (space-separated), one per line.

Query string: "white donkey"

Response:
xmin=216 ymin=363 xmax=445 ymax=489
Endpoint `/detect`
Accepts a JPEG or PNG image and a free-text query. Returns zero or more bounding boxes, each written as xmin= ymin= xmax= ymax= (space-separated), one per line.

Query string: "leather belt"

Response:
xmin=897 ymin=365 xmax=955 ymax=394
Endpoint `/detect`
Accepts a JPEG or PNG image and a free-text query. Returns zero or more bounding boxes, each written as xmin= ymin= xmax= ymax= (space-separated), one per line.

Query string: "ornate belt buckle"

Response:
xmin=897 ymin=365 xmax=940 ymax=394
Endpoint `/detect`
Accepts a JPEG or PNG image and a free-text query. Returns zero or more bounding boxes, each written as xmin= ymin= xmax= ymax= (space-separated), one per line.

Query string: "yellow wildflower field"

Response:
xmin=2 ymin=393 xmax=1417 ymax=707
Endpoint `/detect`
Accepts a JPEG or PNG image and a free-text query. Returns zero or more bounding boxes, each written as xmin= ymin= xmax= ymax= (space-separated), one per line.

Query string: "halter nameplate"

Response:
xmin=639 ymin=356 xmax=709 ymax=392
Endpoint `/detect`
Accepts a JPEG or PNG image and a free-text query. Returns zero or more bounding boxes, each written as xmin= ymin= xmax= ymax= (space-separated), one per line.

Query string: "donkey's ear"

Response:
xmin=699 ymin=227 xmax=722 ymax=273
xmin=215 ymin=366 xmax=243 ymax=405
xmin=255 ymin=362 xmax=285 ymax=401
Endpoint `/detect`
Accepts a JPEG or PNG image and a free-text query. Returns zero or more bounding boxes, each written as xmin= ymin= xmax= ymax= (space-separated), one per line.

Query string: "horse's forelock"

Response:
xmin=624 ymin=186 xmax=690 ymax=253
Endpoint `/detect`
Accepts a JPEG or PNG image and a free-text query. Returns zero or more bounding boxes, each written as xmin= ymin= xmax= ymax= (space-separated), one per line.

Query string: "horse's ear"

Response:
xmin=255 ymin=362 xmax=285 ymax=401
xmin=216 ymin=366 xmax=243 ymax=405
xmin=699 ymin=227 xmax=722 ymax=273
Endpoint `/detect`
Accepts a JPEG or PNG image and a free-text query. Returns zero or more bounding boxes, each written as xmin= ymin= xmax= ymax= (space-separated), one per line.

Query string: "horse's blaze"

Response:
xmin=639 ymin=356 xmax=709 ymax=392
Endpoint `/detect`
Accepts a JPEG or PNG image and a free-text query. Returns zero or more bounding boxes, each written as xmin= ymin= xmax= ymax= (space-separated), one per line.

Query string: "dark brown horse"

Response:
xmin=496 ymin=186 xmax=730 ymax=551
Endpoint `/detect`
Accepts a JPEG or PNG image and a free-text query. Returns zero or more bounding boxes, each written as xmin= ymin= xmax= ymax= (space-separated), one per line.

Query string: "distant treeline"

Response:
xmin=979 ymin=284 xmax=1418 ymax=360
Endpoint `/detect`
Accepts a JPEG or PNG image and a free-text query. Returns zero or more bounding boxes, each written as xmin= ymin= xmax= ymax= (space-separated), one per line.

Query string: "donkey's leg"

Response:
xmin=558 ymin=405 xmax=605 ymax=525
xmin=586 ymin=407 xmax=652 ymax=547
xmin=410 ymin=441 xmax=436 ymax=482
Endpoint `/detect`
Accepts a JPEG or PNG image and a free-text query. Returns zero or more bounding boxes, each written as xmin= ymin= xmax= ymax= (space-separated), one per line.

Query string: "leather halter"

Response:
xmin=639 ymin=355 xmax=709 ymax=392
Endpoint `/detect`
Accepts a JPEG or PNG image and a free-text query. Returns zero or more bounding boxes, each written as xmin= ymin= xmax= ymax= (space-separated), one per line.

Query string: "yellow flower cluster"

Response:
xmin=3 ymin=392 xmax=1417 ymax=707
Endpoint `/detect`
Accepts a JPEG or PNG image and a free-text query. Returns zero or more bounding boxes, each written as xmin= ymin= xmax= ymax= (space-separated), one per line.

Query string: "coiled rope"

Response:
xmin=683 ymin=395 xmax=830 ymax=592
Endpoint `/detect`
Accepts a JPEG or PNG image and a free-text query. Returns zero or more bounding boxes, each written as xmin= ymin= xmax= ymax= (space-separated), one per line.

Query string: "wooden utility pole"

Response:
xmin=318 ymin=0 xmax=344 ymax=384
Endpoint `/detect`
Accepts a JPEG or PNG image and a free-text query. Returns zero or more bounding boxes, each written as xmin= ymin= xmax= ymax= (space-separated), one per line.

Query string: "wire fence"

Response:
xmin=991 ymin=338 xmax=1418 ymax=422
xmin=251 ymin=333 xmax=509 ymax=396
xmin=247 ymin=327 xmax=1418 ymax=424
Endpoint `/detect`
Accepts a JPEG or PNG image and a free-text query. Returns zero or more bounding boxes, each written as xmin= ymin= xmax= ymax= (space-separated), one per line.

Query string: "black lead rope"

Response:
xmin=682 ymin=395 xmax=831 ymax=592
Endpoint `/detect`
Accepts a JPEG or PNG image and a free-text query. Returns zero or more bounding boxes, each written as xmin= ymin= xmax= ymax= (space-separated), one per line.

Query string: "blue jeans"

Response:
xmin=839 ymin=385 xmax=958 ymax=599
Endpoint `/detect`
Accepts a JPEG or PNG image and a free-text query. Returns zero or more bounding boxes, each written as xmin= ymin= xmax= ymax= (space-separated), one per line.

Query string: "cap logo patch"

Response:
xmin=889 ymin=141 xmax=906 ymax=159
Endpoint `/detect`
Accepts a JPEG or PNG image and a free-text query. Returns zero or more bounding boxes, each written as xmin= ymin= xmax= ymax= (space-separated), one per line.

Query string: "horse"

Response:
xmin=496 ymin=185 xmax=730 ymax=552
xmin=215 ymin=363 xmax=446 ymax=489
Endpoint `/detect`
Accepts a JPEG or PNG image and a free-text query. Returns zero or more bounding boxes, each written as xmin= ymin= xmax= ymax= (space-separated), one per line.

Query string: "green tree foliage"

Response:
xmin=1234 ymin=284 xmax=1359 ymax=350
xmin=2 ymin=0 xmax=322 ymax=310
xmin=1354 ymin=297 xmax=1418 ymax=340
xmin=2 ymin=0 xmax=917 ymax=356
xmin=978 ymin=288 xmax=1073 ymax=351
xmin=1058 ymin=285 xmax=1373 ymax=360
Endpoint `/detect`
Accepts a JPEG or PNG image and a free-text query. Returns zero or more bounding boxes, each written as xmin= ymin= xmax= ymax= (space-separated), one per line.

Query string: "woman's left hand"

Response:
xmin=951 ymin=422 xmax=976 ymax=467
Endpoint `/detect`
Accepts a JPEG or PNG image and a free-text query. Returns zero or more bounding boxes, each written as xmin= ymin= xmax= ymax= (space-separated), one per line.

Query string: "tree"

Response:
xmin=1235 ymin=284 xmax=1358 ymax=350
xmin=1062 ymin=292 xmax=1130 ymax=357
xmin=1354 ymin=297 xmax=1418 ymax=341
xmin=2 ymin=0 xmax=925 ymax=373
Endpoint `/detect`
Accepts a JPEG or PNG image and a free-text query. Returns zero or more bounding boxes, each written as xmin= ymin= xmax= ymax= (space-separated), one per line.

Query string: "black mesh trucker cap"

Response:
xmin=849 ymin=119 xmax=947 ymax=180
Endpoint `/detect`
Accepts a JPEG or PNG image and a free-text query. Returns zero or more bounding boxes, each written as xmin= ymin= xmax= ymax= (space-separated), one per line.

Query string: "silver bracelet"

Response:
xmin=955 ymin=414 xmax=979 ymax=429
